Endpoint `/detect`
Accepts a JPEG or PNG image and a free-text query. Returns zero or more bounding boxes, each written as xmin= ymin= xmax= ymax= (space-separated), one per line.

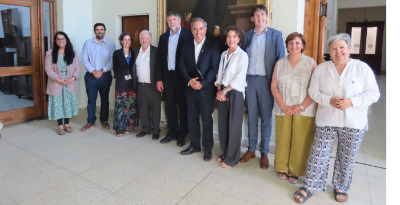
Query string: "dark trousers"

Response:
xmin=186 ymin=89 xmax=215 ymax=151
xmin=245 ymin=75 xmax=274 ymax=154
xmin=137 ymin=83 xmax=161 ymax=134
xmin=164 ymin=72 xmax=188 ymax=139
xmin=84 ymin=72 xmax=112 ymax=124
xmin=218 ymin=90 xmax=244 ymax=166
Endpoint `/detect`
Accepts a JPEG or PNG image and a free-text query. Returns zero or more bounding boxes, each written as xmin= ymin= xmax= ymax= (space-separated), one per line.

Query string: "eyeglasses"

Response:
xmin=56 ymin=38 xmax=66 ymax=42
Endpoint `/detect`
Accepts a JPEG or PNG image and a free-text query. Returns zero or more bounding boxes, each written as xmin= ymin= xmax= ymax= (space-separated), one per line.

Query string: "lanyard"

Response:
xmin=221 ymin=54 xmax=232 ymax=81
xmin=125 ymin=51 xmax=130 ymax=74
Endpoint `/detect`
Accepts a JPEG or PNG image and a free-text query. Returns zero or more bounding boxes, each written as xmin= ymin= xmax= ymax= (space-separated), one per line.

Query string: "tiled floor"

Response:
xmin=0 ymin=75 xmax=385 ymax=205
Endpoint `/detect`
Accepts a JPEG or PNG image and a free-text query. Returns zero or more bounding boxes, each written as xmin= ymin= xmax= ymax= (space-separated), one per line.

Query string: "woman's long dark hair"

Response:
xmin=52 ymin=31 xmax=75 ymax=65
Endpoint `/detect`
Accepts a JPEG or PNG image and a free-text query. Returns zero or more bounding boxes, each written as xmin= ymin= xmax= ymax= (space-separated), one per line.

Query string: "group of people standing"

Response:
xmin=44 ymin=4 xmax=380 ymax=203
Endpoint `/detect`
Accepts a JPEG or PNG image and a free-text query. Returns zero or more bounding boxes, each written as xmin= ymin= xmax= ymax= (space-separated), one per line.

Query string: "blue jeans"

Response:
xmin=84 ymin=72 xmax=112 ymax=124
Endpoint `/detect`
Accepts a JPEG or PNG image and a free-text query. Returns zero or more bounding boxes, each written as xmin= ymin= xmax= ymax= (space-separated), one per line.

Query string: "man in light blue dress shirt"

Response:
xmin=156 ymin=11 xmax=194 ymax=147
xmin=240 ymin=5 xmax=285 ymax=169
xmin=81 ymin=23 xmax=116 ymax=131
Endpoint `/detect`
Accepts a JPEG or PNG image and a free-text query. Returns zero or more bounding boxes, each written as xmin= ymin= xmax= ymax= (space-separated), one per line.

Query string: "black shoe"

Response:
xmin=160 ymin=135 xmax=175 ymax=144
xmin=177 ymin=138 xmax=186 ymax=147
xmin=203 ymin=150 xmax=212 ymax=161
xmin=152 ymin=134 xmax=159 ymax=140
xmin=180 ymin=146 xmax=201 ymax=155
xmin=136 ymin=131 xmax=148 ymax=138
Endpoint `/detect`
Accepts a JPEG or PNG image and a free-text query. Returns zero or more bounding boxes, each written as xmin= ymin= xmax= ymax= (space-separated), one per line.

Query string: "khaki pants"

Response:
xmin=274 ymin=114 xmax=315 ymax=176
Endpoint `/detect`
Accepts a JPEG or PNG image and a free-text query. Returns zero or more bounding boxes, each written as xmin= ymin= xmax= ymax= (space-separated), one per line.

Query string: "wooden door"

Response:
xmin=0 ymin=0 xmax=42 ymax=126
xmin=346 ymin=21 xmax=385 ymax=72
xmin=122 ymin=15 xmax=149 ymax=50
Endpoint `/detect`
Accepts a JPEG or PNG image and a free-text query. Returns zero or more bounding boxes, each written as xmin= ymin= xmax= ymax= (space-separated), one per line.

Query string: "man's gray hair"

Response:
xmin=139 ymin=30 xmax=152 ymax=39
xmin=166 ymin=11 xmax=181 ymax=21
xmin=327 ymin=33 xmax=351 ymax=48
xmin=191 ymin=18 xmax=207 ymax=28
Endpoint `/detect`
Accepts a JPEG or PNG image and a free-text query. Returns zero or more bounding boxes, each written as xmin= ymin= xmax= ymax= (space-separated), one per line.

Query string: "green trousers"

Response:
xmin=274 ymin=114 xmax=315 ymax=176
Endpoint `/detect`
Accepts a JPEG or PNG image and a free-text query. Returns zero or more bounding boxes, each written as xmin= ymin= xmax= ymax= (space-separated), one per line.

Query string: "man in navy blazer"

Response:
xmin=178 ymin=18 xmax=220 ymax=161
xmin=156 ymin=11 xmax=194 ymax=147
xmin=239 ymin=4 xmax=285 ymax=169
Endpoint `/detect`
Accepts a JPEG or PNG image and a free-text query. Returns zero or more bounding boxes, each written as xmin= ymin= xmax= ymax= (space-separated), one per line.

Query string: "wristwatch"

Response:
xmin=300 ymin=105 xmax=305 ymax=112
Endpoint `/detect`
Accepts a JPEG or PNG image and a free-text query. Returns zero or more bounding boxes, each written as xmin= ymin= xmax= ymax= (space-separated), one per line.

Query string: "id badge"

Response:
xmin=125 ymin=74 xmax=132 ymax=80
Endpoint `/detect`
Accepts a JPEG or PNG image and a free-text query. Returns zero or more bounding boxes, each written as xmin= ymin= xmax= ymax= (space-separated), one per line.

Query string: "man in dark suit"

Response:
xmin=239 ymin=4 xmax=285 ymax=169
xmin=185 ymin=0 xmax=228 ymax=38
xmin=178 ymin=18 xmax=220 ymax=161
xmin=133 ymin=30 xmax=161 ymax=140
xmin=156 ymin=11 xmax=194 ymax=147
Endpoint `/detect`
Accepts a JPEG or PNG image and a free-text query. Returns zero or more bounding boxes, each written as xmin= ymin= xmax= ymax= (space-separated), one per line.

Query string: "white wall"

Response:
xmin=271 ymin=0 xmax=305 ymax=53
xmin=57 ymin=0 xmax=93 ymax=106
xmin=338 ymin=0 xmax=386 ymax=9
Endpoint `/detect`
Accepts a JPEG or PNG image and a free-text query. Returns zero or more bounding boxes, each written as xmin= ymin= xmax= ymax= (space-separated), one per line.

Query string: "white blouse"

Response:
xmin=308 ymin=59 xmax=380 ymax=129
xmin=214 ymin=47 xmax=249 ymax=98
xmin=274 ymin=54 xmax=315 ymax=117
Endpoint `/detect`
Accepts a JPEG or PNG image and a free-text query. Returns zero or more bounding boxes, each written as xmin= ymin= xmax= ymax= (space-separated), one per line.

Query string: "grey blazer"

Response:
xmin=133 ymin=45 xmax=158 ymax=89
xmin=242 ymin=27 xmax=285 ymax=87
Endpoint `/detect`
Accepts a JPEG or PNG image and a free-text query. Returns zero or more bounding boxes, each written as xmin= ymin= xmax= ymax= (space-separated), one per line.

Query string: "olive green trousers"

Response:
xmin=274 ymin=114 xmax=315 ymax=176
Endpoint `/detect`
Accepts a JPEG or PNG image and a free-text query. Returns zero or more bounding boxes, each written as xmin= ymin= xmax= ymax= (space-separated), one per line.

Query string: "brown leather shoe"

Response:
xmin=239 ymin=151 xmax=255 ymax=163
xmin=101 ymin=121 xmax=110 ymax=130
xmin=81 ymin=123 xmax=95 ymax=131
xmin=260 ymin=153 xmax=270 ymax=169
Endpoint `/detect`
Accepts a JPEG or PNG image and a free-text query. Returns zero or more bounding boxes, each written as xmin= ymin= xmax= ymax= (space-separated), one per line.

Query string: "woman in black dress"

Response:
xmin=113 ymin=33 xmax=138 ymax=137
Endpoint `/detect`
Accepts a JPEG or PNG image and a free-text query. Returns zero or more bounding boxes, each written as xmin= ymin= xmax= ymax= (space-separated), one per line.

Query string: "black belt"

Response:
xmin=169 ymin=70 xmax=176 ymax=73
xmin=87 ymin=71 xmax=111 ymax=74
xmin=139 ymin=82 xmax=151 ymax=85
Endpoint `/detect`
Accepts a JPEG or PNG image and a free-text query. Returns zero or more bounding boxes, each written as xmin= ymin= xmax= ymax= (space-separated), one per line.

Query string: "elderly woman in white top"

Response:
xmin=271 ymin=32 xmax=317 ymax=184
xmin=294 ymin=33 xmax=380 ymax=203
xmin=215 ymin=26 xmax=248 ymax=168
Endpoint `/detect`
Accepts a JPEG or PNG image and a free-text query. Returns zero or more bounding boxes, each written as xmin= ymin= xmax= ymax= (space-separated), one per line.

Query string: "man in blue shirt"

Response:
xmin=81 ymin=23 xmax=116 ymax=131
xmin=240 ymin=5 xmax=285 ymax=169
xmin=156 ymin=11 xmax=194 ymax=147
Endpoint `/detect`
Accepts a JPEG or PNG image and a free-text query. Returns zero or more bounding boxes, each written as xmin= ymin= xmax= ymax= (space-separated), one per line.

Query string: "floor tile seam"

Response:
xmin=328 ymin=156 xmax=386 ymax=169
xmin=0 ymin=189 xmax=18 ymax=205
xmin=0 ymin=159 xmax=52 ymax=179
xmin=12 ymin=174 xmax=79 ymax=204
xmin=176 ymin=165 xmax=220 ymax=204
xmin=109 ymin=170 xmax=155 ymax=194
xmin=48 ymin=158 xmax=106 ymax=176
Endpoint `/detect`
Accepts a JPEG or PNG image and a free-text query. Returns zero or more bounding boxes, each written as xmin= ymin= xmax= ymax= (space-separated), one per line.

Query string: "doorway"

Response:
xmin=122 ymin=15 xmax=149 ymax=50
xmin=0 ymin=0 xmax=56 ymax=126
xmin=346 ymin=21 xmax=385 ymax=72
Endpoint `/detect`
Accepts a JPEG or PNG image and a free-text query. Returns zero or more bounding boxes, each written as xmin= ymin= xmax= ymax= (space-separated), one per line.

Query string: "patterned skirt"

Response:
xmin=113 ymin=89 xmax=138 ymax=133
xmin=48 ymin=85 xmax=78 ymax=120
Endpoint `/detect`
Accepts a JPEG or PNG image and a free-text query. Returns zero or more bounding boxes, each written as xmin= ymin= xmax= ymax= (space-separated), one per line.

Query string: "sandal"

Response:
xmin=221 ymin=162 xmax=231 ymax=168
xmin=217 ymin=155 xmax=225 ymax=163
xmin=124 ymin=131 xmax=129 ymax=134
xmin=64 ymin=125 xmax=73 ymax=133
xmin=278 ymin=172 xmax=288 ymax=180
xmin=116 ymin=133 xmax=122 ymax=137
xmin=294 ymin=187 xmax=313 ymax=203
xmin=334 ymin=190 xmax=348 ymax=202
xmin=58 ymin=127 xmax=66 ymax=135
xmin=288 ymin=174 xmax=299 ymax=184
